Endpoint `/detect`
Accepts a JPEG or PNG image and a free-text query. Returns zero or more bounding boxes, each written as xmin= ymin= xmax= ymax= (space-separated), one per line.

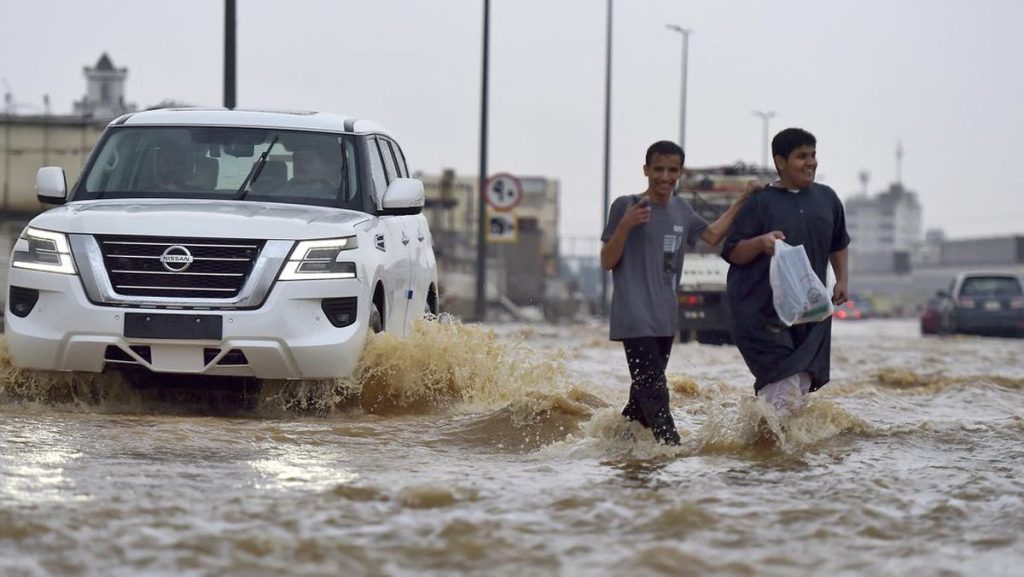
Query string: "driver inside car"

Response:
xmin=284 ymin=145 xmax=341 ymax=197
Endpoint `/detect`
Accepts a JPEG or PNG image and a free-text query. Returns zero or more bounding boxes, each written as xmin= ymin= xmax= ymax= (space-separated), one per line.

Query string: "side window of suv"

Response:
xmin=367 ymin=137 xmax=388 ymax=208
xmin=386 ymin=139 xmax=409 ymax=178
xmin=376 ymin=137 xmax=399 ymax=184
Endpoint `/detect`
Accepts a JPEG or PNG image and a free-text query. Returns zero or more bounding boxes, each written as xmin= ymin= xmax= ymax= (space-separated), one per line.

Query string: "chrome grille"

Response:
xmin=96 ymin=235 xmax=265 ymax=299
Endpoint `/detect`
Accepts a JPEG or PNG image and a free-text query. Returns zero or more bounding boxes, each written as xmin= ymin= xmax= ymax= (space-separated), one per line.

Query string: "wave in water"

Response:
xmin=356 ymin=319 xmax=569 ymax=414
xmin=11 ymin=324 xmax=1003 ymax=458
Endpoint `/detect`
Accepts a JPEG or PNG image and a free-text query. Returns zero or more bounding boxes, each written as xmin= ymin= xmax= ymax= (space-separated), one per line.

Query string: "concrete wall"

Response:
xmin=940 ymin=236 xmax=1023 ymax=266
xmin=1 ymin=116 xmax=106 ymax=214
xmin=504 ymin=226 xmax=544 ymax=305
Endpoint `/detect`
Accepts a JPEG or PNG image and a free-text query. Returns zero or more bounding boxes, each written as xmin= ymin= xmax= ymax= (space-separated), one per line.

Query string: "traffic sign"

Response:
xmin=484 ymin=173 xmax=523 ymax=212
xmin=486 ymin=211 xmax=518 ymax=243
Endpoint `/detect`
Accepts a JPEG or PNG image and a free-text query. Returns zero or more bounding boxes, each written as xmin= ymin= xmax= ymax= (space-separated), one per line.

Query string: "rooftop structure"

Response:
xmin=72 ymin=53 xmax=136 ymax=119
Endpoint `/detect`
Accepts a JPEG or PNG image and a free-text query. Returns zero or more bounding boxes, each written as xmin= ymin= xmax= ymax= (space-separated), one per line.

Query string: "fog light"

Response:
xmin=321 ymin=297 xmax=358 ymax=328
xmin=8 ymin=286 xmax=39 ymax=318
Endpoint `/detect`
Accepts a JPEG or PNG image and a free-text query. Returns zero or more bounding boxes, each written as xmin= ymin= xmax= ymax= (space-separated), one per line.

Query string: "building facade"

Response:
xmin=2 ymin=53 xmax=135 ymax=215
xmin=415 ymin=170 xmax=561 ymax=316
xmin=72 ymin=53 xmax=136 ymax=119
xmin=845 ymin=182 xmax=922 ymax=253
xmin=845 ymin=182 xmax=923 ymax=274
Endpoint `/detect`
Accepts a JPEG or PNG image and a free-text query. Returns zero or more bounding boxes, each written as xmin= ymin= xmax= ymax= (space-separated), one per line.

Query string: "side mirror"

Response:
xmin=936 ymin=290 xmax=949 ymax=298
xmin=381 ymin=178 xmax=425 ymax=215
xmin=36 ymin=167 xmax=68 ymax=204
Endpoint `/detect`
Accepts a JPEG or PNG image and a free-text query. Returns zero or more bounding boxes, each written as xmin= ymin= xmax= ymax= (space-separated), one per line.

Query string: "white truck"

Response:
xmin=5 ymin=108 xmax=437 ymax=379
xmin=677 ymin=164 xmax=771 ymax=344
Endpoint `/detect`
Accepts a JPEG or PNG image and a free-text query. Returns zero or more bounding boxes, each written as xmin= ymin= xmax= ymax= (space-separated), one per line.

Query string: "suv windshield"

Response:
xmin=77 ymin=126 xmax=361 ymax=209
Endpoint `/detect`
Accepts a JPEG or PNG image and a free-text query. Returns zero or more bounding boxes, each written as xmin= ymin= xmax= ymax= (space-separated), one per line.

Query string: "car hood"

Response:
xmin=28 ymin=199 xmax=372 ymax=240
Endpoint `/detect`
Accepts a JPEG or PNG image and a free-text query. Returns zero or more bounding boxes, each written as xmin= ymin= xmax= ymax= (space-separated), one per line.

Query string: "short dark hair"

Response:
xmin=645 ymin=140 xmax=685 ymax=167
xmin=771 ymin=128 xmax=816 ymax=161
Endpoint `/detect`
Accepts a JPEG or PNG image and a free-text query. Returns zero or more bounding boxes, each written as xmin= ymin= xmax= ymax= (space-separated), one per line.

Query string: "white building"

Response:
xmin=72 ymin=53 xmax=136 ymax=119
xmin=846 ymin=182 xmax=923 ymax=253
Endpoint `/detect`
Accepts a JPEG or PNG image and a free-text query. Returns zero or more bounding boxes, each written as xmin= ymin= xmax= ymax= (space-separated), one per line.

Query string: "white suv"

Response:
xmin=5 ymin=108 xmax=437 ymax=379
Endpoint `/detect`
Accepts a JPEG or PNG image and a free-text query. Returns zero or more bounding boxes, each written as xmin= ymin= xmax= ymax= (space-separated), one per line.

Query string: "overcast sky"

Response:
xmin=2 ymin=0 xmax=1022 ymax=246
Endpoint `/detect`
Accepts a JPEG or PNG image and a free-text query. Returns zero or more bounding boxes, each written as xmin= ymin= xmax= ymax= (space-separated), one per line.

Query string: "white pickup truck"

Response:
xmin=5 ymin=108 xmax=437 ymax=379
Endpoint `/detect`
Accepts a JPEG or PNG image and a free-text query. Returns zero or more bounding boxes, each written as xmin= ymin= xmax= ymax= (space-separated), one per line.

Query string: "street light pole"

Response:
xmin=753 ymin=110 xmax=775 ymax=171
xmin=600 ymin=0 xmax=613 ymax=316
xmin=475 ymin=0 xmax=490 ymax=322
xmin=224 ymin=0 xmax=236 ymax=109
xmin=665 ymin=25 xmax=692 ymax=152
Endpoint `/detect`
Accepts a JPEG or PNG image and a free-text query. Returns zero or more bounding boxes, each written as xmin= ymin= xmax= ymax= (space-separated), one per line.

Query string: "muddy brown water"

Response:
xmin=1 ymin=319 xmax=1022 ymax=576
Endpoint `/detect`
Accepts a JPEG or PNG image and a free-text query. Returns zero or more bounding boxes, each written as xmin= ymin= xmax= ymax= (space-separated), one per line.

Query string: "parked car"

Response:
xmin=5 ymin=108 xmax=438 ymax=379
xmin=933 ymin=272 xmax=1024 ymax=337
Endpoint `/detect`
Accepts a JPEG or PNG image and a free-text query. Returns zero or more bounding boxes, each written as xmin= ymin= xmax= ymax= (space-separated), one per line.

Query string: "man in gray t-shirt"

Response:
xmin=600 ymin=140 xmax=755 ymax=445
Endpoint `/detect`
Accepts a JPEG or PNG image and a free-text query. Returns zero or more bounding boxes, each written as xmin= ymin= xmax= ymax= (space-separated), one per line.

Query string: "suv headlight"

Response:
xmin=11 ymin=227 xmax=77 ymax=275
xmin=279 ymin=236 xmax=358 ymax=280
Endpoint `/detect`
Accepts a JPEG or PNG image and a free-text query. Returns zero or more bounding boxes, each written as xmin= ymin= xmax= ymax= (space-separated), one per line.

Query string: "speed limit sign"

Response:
xmin=484 ymin=173 xmax=523 ymax=212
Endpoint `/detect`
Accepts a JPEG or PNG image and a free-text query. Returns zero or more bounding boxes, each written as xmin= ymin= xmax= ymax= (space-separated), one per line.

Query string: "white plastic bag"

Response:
xmin=769 ymin=239 xmax=833 ymax=326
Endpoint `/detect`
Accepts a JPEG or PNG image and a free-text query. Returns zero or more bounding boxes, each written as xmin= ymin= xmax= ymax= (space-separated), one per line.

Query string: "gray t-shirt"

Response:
xmin=601 ymin=194 xmax=709 ymax=340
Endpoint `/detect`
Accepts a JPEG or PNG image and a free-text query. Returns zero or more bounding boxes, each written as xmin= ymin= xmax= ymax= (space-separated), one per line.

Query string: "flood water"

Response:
xmin=1 ymin=318 xmax=1022 ymax=576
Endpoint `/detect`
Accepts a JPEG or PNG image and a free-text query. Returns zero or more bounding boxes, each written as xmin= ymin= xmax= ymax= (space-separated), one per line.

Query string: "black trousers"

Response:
xmin=621 ymin=336 xmax=680 ymax=445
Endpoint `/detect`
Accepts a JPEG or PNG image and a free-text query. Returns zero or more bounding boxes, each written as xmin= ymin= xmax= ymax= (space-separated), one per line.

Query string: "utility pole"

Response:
xmin=475 ymin=0 xmax=491 ymax=322
xmin=665 ymin=25 xmax=692 ymax=152
xmin=753 ymin=110 xmax=775 ymax=171
xmin=600 ymin=0 xmax=613 ymax=316
xmin=224 ymin=0 xmax=236 ymax=109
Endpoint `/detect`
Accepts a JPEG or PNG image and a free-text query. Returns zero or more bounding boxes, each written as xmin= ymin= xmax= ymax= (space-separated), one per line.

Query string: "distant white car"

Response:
xmin=5 ymin=108 xmax=438 ymax=379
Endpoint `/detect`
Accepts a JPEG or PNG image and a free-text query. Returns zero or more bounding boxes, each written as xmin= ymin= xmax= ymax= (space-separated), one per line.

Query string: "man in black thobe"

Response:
xmin=722 ymin=128 xmax=850 ymax=415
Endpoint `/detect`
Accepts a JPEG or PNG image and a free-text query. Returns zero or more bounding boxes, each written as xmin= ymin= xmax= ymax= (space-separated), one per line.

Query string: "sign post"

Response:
xmin=483 ymin=173 xmax=524 ymax=213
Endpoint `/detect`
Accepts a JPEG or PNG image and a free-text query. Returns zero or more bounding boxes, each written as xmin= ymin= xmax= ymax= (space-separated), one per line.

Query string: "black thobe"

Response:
xmin=721 ymin=183 xmax=850 ymax=392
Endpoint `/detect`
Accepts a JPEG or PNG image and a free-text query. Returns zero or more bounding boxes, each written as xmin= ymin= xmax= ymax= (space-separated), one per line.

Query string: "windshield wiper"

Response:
xmin=235 ymin=135 xmax=279 ymax=200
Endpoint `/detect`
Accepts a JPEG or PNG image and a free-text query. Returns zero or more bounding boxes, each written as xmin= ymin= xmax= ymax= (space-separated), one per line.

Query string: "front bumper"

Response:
xmin=5 ymin=267 xmax=369 ymax=379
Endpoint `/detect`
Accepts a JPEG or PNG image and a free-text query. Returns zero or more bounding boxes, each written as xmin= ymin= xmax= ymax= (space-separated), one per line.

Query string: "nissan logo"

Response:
xmin=159 ymin=245 xmax=194 ymax=272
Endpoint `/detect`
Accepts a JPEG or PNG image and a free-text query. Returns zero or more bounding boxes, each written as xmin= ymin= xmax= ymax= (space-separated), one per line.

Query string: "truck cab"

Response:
xmin=676 ymin=163 xmax=773 ymax=344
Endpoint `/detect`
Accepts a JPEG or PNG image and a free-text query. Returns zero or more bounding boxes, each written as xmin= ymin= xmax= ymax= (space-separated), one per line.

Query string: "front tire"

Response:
xmin=369 ymin=303 xmax=383 ymax=334
xmin=425 ymin=285 xmax=439 ymax=317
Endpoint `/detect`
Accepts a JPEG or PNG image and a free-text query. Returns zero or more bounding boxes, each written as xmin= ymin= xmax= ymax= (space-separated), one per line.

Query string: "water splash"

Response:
xmin=453 ymin=387 xmax=609 ymax=452
xmin=356 ymin=319 xmax=569 ymax=415
xmin=0 ymin=339 xmax=145 ymax=409
xmin=0 ymin=319 xmax=580 ymax=419
xmin=697 ymin=396 xmax=871 ymax=454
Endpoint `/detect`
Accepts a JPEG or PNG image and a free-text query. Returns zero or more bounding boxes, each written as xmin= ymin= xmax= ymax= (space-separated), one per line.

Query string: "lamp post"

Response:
xmin=600 ymin=0 xmax=613 ymax=316
xmin=224 ymin=0 xmax=236 ymax=109
xmin=475 ymin=0 xmax=490 ymax=322
xmin=753 ymin=110 xmax=775 ymax=171
xmin=665 ymin=25 xmax=692 ymax=152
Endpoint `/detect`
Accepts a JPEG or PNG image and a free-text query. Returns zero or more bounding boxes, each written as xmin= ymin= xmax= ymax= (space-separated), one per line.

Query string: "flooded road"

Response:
xmin=1 ymin=319 xmax=1023 ymax=576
